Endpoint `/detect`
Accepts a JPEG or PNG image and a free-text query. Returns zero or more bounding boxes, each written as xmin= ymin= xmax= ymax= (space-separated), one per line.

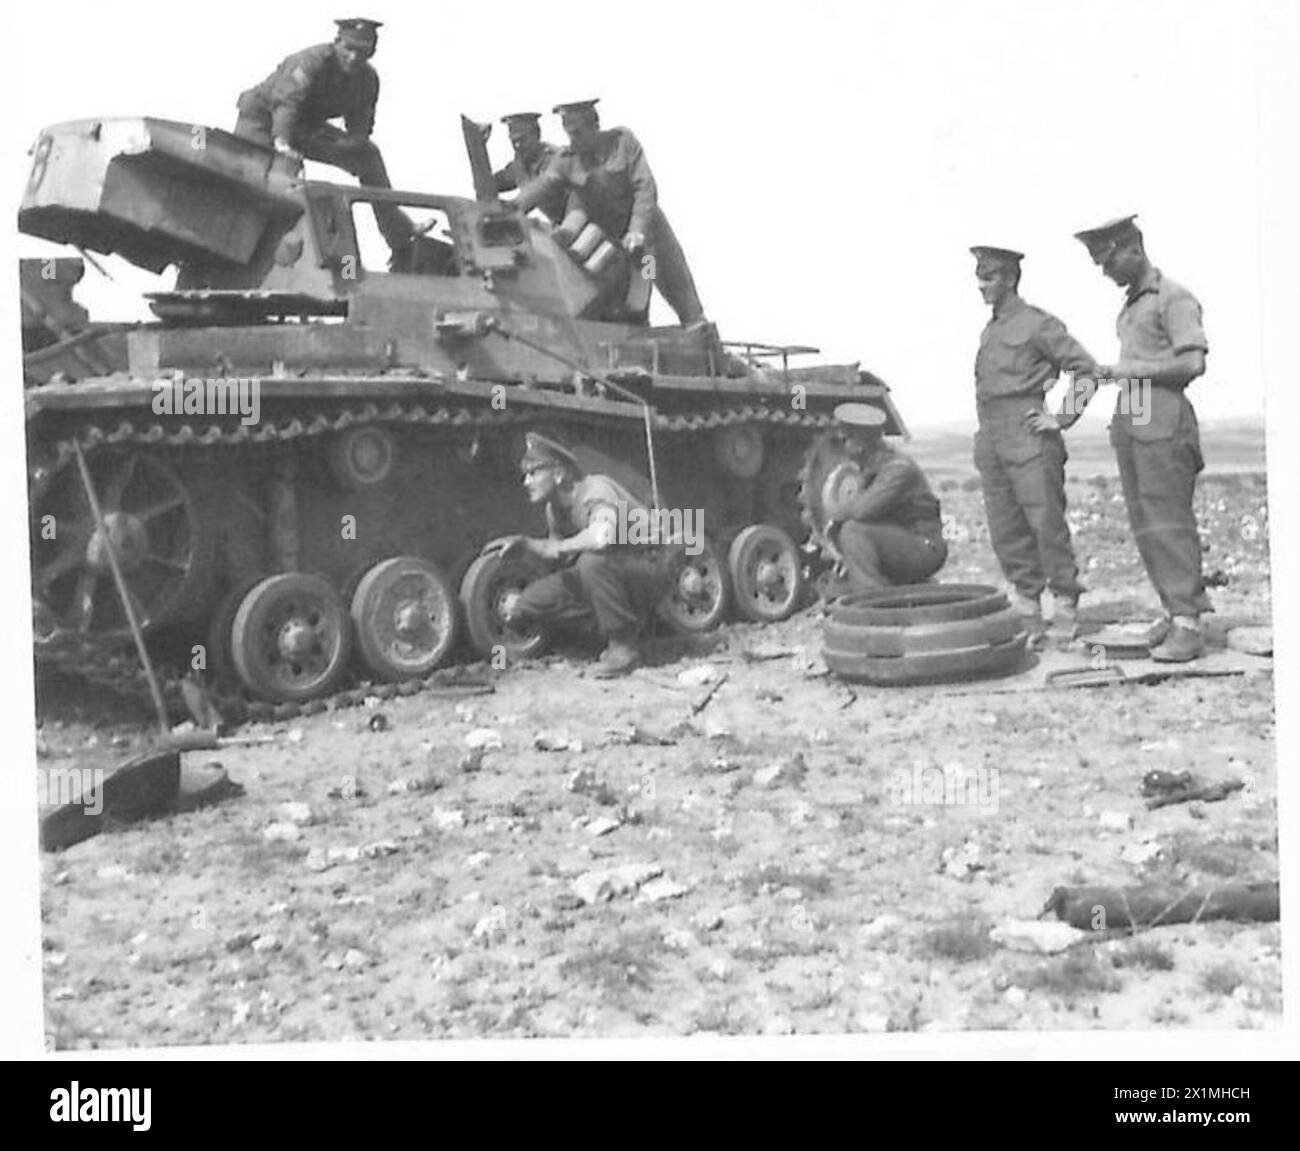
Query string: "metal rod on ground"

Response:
xmin=71 ymin=440 xmax=171 ymax=736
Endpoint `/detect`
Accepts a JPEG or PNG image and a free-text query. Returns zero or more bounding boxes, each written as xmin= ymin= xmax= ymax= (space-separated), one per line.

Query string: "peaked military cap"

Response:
xmin=970 ymin=245 xmax=1024 ymax=275
xmin=334 ymin=18 xmax=382 ymax=47
xmin=833 ymin=403 xmax=887 ymax=430
xmin=552 ymin=98 xmax=601 ymax=116
xmin=501 ymin=111 xmax=543 ymax=125
xmin=1073 ymin=214 xmax=1141 ymax=260
xmin=520 ymin=432 xmax=581 ymax=474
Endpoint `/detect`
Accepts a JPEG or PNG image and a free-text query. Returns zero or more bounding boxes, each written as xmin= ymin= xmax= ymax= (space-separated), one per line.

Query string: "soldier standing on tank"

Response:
xmin=513 ymin=99 xmax=707 ymax=327
xmin=498 ymin=433 xmax=677 ymax=678
xmin=492 ymin=113 xmax=566 ymax=223
xmin=233 ymin=17 xmax=410 ymax=253
xmin=823 ymin=404 xmax=949 ymax=596
xmin=1032 ymin=215 xmax=1211 ymax=662
xmin=971 ymin=245 xmax=1101 ymax=645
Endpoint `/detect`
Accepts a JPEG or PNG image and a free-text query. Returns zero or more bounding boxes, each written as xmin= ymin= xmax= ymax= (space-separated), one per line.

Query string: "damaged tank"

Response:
xmin=20 ymin=114 xmax=908 ymax=704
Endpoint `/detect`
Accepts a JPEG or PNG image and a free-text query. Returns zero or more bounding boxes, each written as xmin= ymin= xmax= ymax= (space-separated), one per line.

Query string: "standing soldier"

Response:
xmin=493 ymin=112 xmax=566 ymax=223
xmin=1057 ymin=215 xmax=1211 ymax=661
xmin=513 ymin=99 xmax=707 ymax=327
xmin=971 ymin=245 xmax=1100 ymax=644
xmin=823 ymin=404 xmax=949 ymax=595
xmin=234 ymin=17 xmax=409 ymax=253
xmin=499 ymin=433 xmax=677 ymax=678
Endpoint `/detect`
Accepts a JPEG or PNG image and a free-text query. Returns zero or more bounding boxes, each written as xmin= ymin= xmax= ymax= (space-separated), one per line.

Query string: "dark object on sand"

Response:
xmin=39 ymin=749 xmax=180 ymax=851
xmin=1042 ymin=882 xmax=1279 ymax=930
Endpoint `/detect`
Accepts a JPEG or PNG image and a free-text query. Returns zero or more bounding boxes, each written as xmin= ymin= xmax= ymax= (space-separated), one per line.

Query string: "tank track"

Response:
xmin=34 ymin=394 xmax=837 ymax=730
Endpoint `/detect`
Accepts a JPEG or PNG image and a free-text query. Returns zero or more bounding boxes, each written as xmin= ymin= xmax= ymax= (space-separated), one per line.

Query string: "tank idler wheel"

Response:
xmin=728 ymin=524 xmax=805 ymax=623
xmin=230 ymin=574 xmax=352 ymax=702
xmin=656 ymin=535 xmax=732 ymax=634
xmin=351 ymin=557 xmax=459 ymax=680
xmin=459 ymin=551 xmax=550 ymax=662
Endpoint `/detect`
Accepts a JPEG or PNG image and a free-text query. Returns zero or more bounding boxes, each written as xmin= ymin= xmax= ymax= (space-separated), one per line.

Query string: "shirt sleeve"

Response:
xmin=494 ymin=163 xmax=518 ymax=193
xmin=1032 ymin=313 xmax=1099 ymax=380
xmin=620 ymin=131 xmax=658 ymax=238
xmin=842 ymin=455 xmax=915 ymax=522
xmin=345 ymin=68 xmax=378 ymax=139
xmin=514 ymin=154 xmax=568 ymax=215
xmin=269 ymin=47 xmax=329 ymax=143
xmin=1163 ymin=286 xmax=1209 ymax=354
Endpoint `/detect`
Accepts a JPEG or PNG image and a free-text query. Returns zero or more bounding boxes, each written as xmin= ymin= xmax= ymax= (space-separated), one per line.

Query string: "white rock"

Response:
xmin=250 ymin=934 xmax=280 ymax=953
xmin=639 ymin=878 xmax=689 ymax=902
xmin=677 ymin=664 xmax=718 ymax=687
xmin=431 ymin=807 xmax=466 ymax=831
xmin=322 ymin=951 xmax=346 ymax=971
xmin=571 ymin=861 xmax=664 ymax=904
xmin=278 ymin=801 xmax=313 ymax=825
xmin=464 ymin=728 xmax=504 ymax=751
xmin=990 ymin=919 xmax=1088 ymax=954
xmin=585 ymin=816 xmax=622 ymax=838
xmin=534 ymin=731 xmax=582 ymax=752
xmin=304 ymin=848 xmax=331 ymax=872
xmin=286 ymin=728 xmax=305 ymax=745
xmin=465 ymin=851 xmax=491 ymax=869
xmin=342 ymin=948 xmax=370 ymax=969
xmin=662 ymin=928 xmax=696 ymax=951
xmin=859 ymin=914 xmax=903 ymax=942
xmin=1098 ymin=809 xmax=1133 ymax=833
xmin=360 ymin=840 xmax=400 ymax=858
xmin=327 ymin=845 xmax=362 ymax=864
xmin=1003 ymin=986 xmax=1029 ymax=1008
xmin=94 ymin=864 xmax=134 ymax=881
xmin=693 ymin=911 xmax=724 ymax=932
xmin=472 ymin=906 xmax=511 ymax=943
xmin=1120 ymin=840 xmax=1163 ymax=866
xmin=262 ymin=822 xmax=302 ymax=843
xmin=1227 ymin=626 xmax=1272 ymax=657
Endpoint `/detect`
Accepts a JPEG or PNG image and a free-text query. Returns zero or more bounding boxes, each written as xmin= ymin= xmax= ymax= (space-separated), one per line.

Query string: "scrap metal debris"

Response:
xmin=1041 ymin=882 xmax=1279 ymax=930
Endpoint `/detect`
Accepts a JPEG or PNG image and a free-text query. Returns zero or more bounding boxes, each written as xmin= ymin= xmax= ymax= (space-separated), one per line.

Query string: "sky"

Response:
xmin=1 ymin=0 xmax=1298 ymax=1062
xmin=3 ymin=0 xmax=1294 ymax=430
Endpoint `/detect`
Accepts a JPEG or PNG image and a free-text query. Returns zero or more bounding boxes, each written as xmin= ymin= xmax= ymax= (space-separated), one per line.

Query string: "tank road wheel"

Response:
xmin=230 ymin=574 xmax=351 ymax=703
xmin=31 ymin=450 xmax=210 ymax=646
xmin=728 ymin=524 xmax=805 ymax=623
xmin=350 ymin=557 xmax=459 ymax=680
xmin=714 ymin=424 xmax=765 ymax=479
xmin=656 ymin=535 xmax=732 ymax=634
xmin=459 ymin=552 xmax=550 ymax=662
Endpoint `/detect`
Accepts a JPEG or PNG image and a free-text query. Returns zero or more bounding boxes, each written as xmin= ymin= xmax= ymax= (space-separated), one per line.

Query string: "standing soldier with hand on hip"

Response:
xmin=971 ymin=245 xmax=1100 ymax=644
xmin=1058 ymin=215 xmax=1211 ymax=661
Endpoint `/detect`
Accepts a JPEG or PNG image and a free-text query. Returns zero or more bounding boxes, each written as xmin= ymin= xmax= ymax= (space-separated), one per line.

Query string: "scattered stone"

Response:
xmin=465 ymin=728 xmax=504 ymax=751
xmin=939 ymin=841 xmax=984 ymax=879
xmin=51 ymin=986 xmax=75 ymax=1002
xmin=859 ymin=915 xmax=903 ymax=942
xmin=662 ymin=928 xmax=695 ymax=951
xmin=45 ymin=952 xmax=68 ymax=968
xmin=534 ymin=731 xmax=584 ymax=752
xmin=788 ymin=801 xmax=814 ymax=826
xmin=262 ymin=822 xmax=302 ymax=843
xmin=639 ymin=878 xmax=688 ymax=903
xmin=990 ymin=919 xmax=1087 ymax=955
xmin=94 ymin=864 xmax=134 ymax=882
xmin=708 ymin=958 xmax=733 ymax=980
xmin=678 ymin=664 xmax=719 ymax=687
xmin=322 ymin=951 xmax=346 ymax=971
xmin=367 ymin=713 xmax=390 ymax=733
xmin=753 ymin=753 xmax=808 ymax=789
xmin=706 ymin=756 xmax=742 ymax=774
xmin=342 ymin=948 xmax=371 ymax=970
xmin=224 ymin=931 xmax=256 ymax=953
xmin=277 ymin=802 xmax=313 ymax=825
xmin=776 ymin=885 xmax=804 ymax=902
xmin=431 ymin=807 xmax=466 ymax=831
xmin=1003 ymin=986 xmax=1029 ymax=1008
xmin=719 ymin=904 xmax=755 ymax=929
xmin=566 ymin=767 xmax=599 ymax=794
xmin=605 ymin=724 xmax=675 ymax=747
xmin=286 ymin=728 xmax=305 ymax=745
xmin=465 ymin=851 xmax=491 ymax=869
xmin=231 ymin=1001 xmax=252 ymax=1026
xmin=472 ymin=906 xmax=511 ymax=943
xmin=1098 ymin=809 xmax=1134 ymax=833
xmin=571 ymin=862 xmax=664 ymax=904
xmin=1120 ymin=840 xmax=1163 ymax=866
xmin=453 ymin=703 xmax=477 ymax=723
xmin=744 ymin=642 xmax=796 ymax=662
xmin=327 ymin=845 xmax=362 ymax=864
xmin=250 ymin=934 xmax=281 ymax=954
xmin=553 ymin=892 xmax=585 ymax=912
xmin=456 ymin=748 xmax=486 ymax=774
xmin=693 ymin=911 xmax=724 ymax=932
xmin=585 ymin=816 xmax=621 ymax=838
xmin=326 ymin=781 xmax=368 ymax=799
xmin=360 ymin=840 xmax=400 ymax=858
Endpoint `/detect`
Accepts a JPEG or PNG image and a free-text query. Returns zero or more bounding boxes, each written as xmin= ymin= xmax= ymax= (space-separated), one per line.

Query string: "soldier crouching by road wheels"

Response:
xmin=823 ymin=404 xmax=949 ymax=598
xmin=233 ymin=17 xmax=411 ymax=255
xmin=497 ymin=433 xmax=679 ymax=679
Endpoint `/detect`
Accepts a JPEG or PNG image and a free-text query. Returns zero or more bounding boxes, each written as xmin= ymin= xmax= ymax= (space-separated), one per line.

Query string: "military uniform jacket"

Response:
xmin=975 ymin=295 xmax=1097 ymax=463
xmin=494 ymin=143 xmax=566 ymax=220
xmin=517 ymin=128 xmax=657 ymax=239
xmin=547 ymin=474 xmax=638 ymax=538
xmin=237 ymin=43 xmax=379 ymax=144
xmin=1113 ymin=268 xmax=1208 ymax=443
xmin=839 ymin=444 xmax=942 ymax=532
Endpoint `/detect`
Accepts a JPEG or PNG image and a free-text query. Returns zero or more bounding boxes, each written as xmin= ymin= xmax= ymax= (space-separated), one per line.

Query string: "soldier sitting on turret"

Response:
xmin=498 ymin=433 xmax=678 ymax=678
xmin=513 ymin=99 xmax=707 ymax=328
xmin=233 ymin=17 xmax=410 ymax=255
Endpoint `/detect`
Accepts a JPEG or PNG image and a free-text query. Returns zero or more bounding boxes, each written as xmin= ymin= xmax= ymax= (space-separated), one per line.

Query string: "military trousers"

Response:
xmin=513 ymin=549 xmax=675 ymax=641
xmin=647 ymin=208 xmax=705 ymax=326
xmin=232 ymin=114 xmax=409 ymax=249
xmin=974 ymin=428 xmax=1083 ymax=602
xmin=1110 ymin=411 xmax=1211 ymax=618
xmin=833 ymin=521 xmax=948 ymax=593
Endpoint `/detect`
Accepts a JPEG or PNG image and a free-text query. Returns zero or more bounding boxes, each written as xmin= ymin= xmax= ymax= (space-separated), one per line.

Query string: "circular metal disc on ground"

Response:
xmin=823 ymin=633 xmax=1029 ymax=685
xmin=656 ymin=535 xmax=732 ymax=633
xmin=230 ymin=573 xmax=351 ymax=702
xmin=351 ymin=557 xmax=459 ymax=680
xmin=459 ymin=551 xmax=550 ymax=661
xmin=728 ymin=524 xmax=804 ymax=623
